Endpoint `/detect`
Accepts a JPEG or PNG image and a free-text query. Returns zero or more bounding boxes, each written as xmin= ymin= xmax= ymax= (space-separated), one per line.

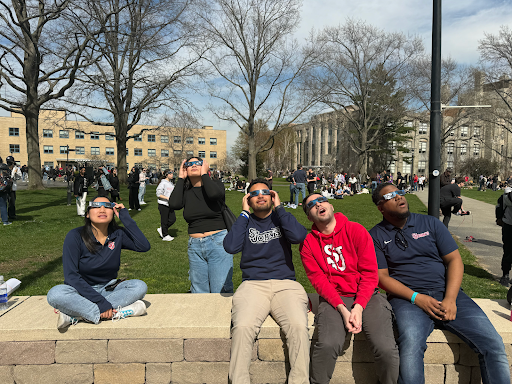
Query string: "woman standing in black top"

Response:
xmin=109 ymin=168 xmax=120 ymax=202
xmin=169 ymin=157 xmax=233 ymax=293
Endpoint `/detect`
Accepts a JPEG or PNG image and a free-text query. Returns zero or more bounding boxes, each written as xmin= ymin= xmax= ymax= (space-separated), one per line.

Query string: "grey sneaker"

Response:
xmin=57 ymin=312 xmax=81 ymax=329
xmin=157 ymin=227 xmax=163 ymax=238
xmin=112 ymin=300 xmax=146 ymax=322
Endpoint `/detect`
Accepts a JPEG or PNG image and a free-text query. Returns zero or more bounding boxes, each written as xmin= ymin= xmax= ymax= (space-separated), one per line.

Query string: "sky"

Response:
xmin=201 ymin=0 xmax=512 ymax=151
xmin=3 ymin=0 xmax=512 ymax=152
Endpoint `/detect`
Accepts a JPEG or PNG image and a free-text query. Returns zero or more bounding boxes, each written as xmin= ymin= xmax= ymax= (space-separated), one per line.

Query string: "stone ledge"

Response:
xmin=0 ymin=295 xmax=510 ymax=344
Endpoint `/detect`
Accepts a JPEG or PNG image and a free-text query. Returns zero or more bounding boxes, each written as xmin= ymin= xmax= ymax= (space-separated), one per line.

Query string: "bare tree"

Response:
xmin=310 ymin=20 xmax=424 ymax=177
xmin=62 ymin=0 xmax=206 ymax=184
xmin=0 ymin=0 xmax=105 ymax=188
xmin=197 ymin=0 xmax=320 ymax=180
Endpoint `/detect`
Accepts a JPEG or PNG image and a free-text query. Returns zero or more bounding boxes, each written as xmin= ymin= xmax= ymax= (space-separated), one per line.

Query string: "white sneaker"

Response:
xmin=140 ymin=202 xmax=147 ymax=205
xmin=162 ymin=235 xmax=174 ymax=241
xmin=112 ymin=300 xmax=146 ymax=322
xmin=137 ymin=208 xmax=142 ymax=211
xmin=57 ymin=312 xmax=81 ymax=329
xmin=157 ymin=227 xmax=163 ymax=238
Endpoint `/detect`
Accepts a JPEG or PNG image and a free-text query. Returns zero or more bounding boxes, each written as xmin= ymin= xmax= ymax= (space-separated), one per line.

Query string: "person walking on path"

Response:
xmin=499 ymin=186 xmax=512 ymax=287
xmin=156 ymin=170 xmax=176 ymax=242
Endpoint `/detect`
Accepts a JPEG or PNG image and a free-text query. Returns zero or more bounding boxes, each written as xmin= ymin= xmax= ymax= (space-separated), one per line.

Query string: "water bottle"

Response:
xmin=0 ymin=276 xmax=8 ymax=310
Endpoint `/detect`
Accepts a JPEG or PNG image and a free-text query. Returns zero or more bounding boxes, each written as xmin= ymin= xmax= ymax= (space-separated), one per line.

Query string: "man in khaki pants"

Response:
xmin=223 ymin=178 xmax=309 ymax=384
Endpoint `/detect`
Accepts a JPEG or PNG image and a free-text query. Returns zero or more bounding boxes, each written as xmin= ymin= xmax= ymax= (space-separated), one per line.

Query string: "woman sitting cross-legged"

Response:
xmin=47 ymin=196 xmax=151 ymax=329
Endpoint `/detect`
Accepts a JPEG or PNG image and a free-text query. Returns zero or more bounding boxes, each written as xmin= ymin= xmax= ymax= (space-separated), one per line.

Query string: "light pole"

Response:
xmin=66 ymin=145 xmax=75 ymax=206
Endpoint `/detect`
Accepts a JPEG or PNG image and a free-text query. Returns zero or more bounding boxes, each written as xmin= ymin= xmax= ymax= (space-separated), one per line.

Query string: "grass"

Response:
xmin=2 ymin=184 xmax=506 ymax=299
xmin=461 ymin=187 xmax=502 ymax=206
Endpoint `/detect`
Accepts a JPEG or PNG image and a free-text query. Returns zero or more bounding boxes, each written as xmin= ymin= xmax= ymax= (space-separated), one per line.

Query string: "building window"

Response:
xmin=173 ymin=150 xmax=182 ymax=156
xmin=43 ymin=145 xmax=53 ymax=154
xmin=446 ymin=142 xmax=454 ymax=155
xmin=419 ymin=123 xmax=428 ymax=135
xmin=43 ymin=129 xmax=53 ymax=138
xmin=448 ymin=127 xmax=455 ymax=136
xmin=134 ymin=148 xmax=142 ymax=156
xmin=460 ymin=143 xmax=467 ymax=155
xmin=474 ymin=143 xmax=480 ymax=156
xmin=173 ymin=136 xmax=181 ymax=144
xmin=460 ymin=126 xmax=468 ymax=137
xmin=390 ymin=141 xmax=397 ymax=150
xmin=60 ymin=146 xmax=68 ymax=154
xmin=404 ymin=121 xmax=413 ymax=128
xmin=148 ymin=134 xmax=155 ymax=142
xmin=389 ymin=161 xmax=396 ymax=174
xmin=134 ymin=134 xmax=142 ymax=142
xmin=9 ymin=144 xmax=20 ymax=153
xmin=91 ymin=147 xmax=100 ymax=155
xmin=186 ymin=150 xmax=194 ymax=157
xmin=210 ymin=151 xmax=217 ymax=158
xmin=418 ymin=160 xmax=426 ymax=173
xmin=402 ymin=159 xmax=411 ymax=174
xmin=76 ymin=146 xmax=85 ymax=155
xmin=75 ymin=131 xmax=84 ymax=139
xmin=198 ymin=150 xmax=206 ymax=158
xmin=210 ymin=138 xmax=217 ymax=145
xmin=126 ymin=148 xmax=129 ymax=156
xmin=135 ymin=163 xmax=142 ymax=168
xmin=161 ymin=135 xmax=169 ymax=143
xmin=198 ymin=137 xmax=205 ymax=145
xmin=105 ymin=132 xmax=115 ymax=140
xmin=106 ymin=147 xmax=115 ymax=156
xmin=148 ymin=149 xmax=156 ymax=157
xmin=90 ymin=132 xmax=100 ymax=140
xmin=473 ymin=126 xmax=481 ymax=137
xmin=419 ymin=141 xmax=427 ymax=154
xmin=9 ymin=127 xmax=19 ymax=136
xmin=161 ymin=149 xmax=169 ymax=157
xmin=59 ymin=130 xmax=69 ymax=139
xmin=447 ymin=160 xmax=454 ymax=169
xmin=43 ymin=161 xmax=54 ymax=169
xmin=186 ymin=137 xmax=194 ymax=145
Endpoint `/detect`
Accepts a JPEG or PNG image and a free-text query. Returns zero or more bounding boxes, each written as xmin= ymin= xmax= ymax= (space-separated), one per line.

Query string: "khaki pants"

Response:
xmin=229 ymin=280 xmax=310 ymax=384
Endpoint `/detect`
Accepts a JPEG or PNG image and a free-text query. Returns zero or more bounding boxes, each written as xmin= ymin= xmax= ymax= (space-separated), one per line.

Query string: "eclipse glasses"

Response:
xmin=380 ymin=190 xmax=406 ymax=203
xmin=249 ymin=189 xmax=271 ymax=198
xmin=306 ymin=196 xmax=328 ymax=212
xmin=89 ymin=201 xmax=116 ymax=209
xmin=184 ymin=160 xmax=203 ymax=168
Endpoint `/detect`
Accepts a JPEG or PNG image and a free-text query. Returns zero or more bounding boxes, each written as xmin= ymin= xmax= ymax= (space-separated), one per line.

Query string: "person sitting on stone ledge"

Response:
xmin=47 ymin=196 xmax=150 ymax=329
xmin=370 ymin=182 xmax=510 ymax=384
xmin=223 ymin=178 xmax=309 ymax=384
xmin=300 ymin=193 xmax=399 ymax=384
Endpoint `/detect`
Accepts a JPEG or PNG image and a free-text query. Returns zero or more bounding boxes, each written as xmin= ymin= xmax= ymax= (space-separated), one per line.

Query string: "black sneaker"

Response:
xmin=507 ymin=286 xmax=512 ymax=305
xmin=500 ymin=274 xmax=510 ymax=287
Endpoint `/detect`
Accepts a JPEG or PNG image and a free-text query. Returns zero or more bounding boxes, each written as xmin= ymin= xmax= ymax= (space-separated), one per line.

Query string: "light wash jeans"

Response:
xmin=187 ymin=229 xmax=233 ymax=293
xmin=138 ymin=183 xmax=146 ymax=203
xmin=390 ymin=289 xmax=510 ymax=384
xmin=47 ymin=279 xmax=147 ymax=324
xmin=294 ymin=183 xmax=306 ymax=206
xmin=0 ymin=192 xmax=8 ymax=223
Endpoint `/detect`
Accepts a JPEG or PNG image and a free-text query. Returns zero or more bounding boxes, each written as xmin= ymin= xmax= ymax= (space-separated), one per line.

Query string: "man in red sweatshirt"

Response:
xmin=299 ymin=193 xmax=399 ymax=384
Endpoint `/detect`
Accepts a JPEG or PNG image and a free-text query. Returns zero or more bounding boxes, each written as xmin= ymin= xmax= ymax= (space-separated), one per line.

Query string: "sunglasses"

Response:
xmin=249 ymin=189 xmax=271 ymax=198
xmin=380 ymin=190 xmax=406 ymax=203
xmin=184 ymin=160 xmax=203 ymax=168
xmin=306 ymin=196 xmax=328 ymax=212
xmin=89 ymin=201 xmax=116 ymax=209
xmin=395 ymin=229 xmax=408 ymax=251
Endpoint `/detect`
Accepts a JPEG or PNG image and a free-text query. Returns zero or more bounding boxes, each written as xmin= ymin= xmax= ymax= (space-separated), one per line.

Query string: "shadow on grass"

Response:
xmin=17 ymin=195 xmax=68 ymax=215
xmin=18 ymin=256 xmax=63 ymax=291
xmin=464 ymin=264 xmax=495 ymax=280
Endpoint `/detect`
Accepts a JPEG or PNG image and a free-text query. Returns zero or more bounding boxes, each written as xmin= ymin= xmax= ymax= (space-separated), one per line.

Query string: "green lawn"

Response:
xmin=461 ymin=188 xmax=502 ymax=206
xmin=2 ymin=184 xmax=506 ymax=299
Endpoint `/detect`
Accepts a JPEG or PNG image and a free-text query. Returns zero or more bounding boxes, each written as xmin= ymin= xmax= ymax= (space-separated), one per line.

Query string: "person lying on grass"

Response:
xmin=47 ymin=196 xmax=151 ymax=329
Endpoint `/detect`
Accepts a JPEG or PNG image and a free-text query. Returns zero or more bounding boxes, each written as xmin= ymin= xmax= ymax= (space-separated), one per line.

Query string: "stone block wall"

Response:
xmin=0 ymin=337 xmax=511 ymax=383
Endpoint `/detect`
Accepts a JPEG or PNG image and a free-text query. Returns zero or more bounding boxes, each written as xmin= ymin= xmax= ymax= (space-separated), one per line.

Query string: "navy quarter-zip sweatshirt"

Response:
xmin=62 ymin=209 xmax=151 ymax=313
xmin=223 ymin=206 xmax=307 ymax=281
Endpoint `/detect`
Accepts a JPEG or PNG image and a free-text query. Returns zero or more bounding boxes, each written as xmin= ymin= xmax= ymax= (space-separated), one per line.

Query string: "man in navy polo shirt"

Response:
xmin=369 ymin=182 xmax=509 ymax=384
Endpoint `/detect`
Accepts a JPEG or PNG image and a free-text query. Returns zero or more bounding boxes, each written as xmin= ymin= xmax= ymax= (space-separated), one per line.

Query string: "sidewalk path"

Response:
xmin=414 ymin=187 xmax=503 ymax=279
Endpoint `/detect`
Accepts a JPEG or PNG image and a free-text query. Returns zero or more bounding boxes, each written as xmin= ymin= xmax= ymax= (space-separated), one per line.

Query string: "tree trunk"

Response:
xmin=247 ymin=136 xmax=257 ymax=181
xmin=25 ymin=105 xmax=44 ymax=190
xmin=116 ymin=118 xmax=129 ymax=185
